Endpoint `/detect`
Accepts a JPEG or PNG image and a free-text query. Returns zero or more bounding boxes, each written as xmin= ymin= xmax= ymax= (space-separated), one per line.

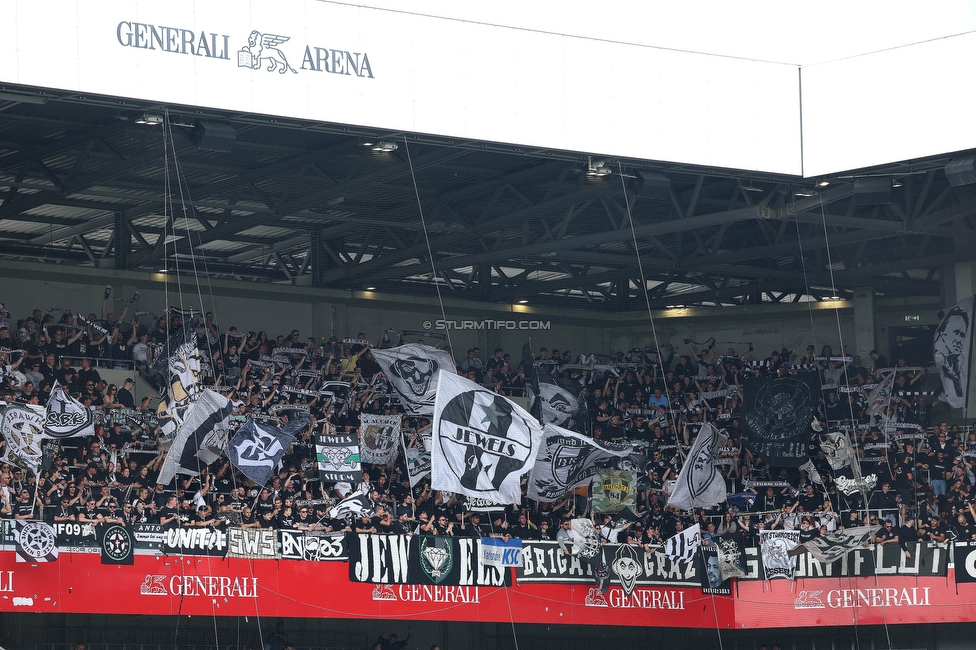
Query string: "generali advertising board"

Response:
xmin=0 ymin=538 xmax=976 ymax=628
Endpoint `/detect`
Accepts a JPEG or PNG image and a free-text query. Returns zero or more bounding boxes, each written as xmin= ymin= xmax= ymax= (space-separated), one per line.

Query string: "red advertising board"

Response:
xmin=5 ymin=550 xmax=976 ymax=628
xmin=0 ymin=551 xmax=731 ymax=627
xmin=733 ymin=573 xmax=976 ymax=628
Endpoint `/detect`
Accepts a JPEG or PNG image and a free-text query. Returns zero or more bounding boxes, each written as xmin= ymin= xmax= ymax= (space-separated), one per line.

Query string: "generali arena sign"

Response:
xmin=2 ymin=547 xmax=976 ymax=628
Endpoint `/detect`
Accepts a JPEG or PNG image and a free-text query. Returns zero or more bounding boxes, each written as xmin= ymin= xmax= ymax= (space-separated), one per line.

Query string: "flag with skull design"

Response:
xmin=370 ymin=343 xmax=457 ymax=416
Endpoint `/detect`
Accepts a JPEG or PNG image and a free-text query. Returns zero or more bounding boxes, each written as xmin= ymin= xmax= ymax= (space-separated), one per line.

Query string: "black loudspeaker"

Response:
xmin=191 ymin=120 xmax=237 ymax=153
xmin=853 ymin=178 xmax=892 ymax=205
xmin=945 ymin=157 xmax=976 ymax=187
xmin=630 ymin=171 xmax=671 ymax=200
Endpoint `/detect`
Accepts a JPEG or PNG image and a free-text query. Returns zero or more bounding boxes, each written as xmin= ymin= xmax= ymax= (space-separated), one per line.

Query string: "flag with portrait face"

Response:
xmin=934 ymin=295 xmax=974 ymax=409
xmin=431 ymin=371 xmax=543 ymax=505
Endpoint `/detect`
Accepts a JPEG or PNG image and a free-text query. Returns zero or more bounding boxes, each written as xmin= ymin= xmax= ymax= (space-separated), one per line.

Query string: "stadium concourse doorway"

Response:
xmin=0 ymin=614 xmax=968 ymax=650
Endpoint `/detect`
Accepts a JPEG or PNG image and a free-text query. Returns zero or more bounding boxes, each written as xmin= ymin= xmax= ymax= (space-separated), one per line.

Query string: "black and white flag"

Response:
xmin=760 ymin=529 xmax=800 ymax=580
xmin=228 ymin=411 xmax=310 ymax=487
xmin=157 ymin=389 xmax=232 ymax=485
xmin=934 ymin=295 xmax=974 ymax=409
xmin=402 ymin=427 xmax=431 ymax=488
xmin=528 ymin=423 xmax=633 ymax=502
xmin=788 ymin=526 xmax=874 ymax=565
xmin=865 ymin=370 xmax=895 ymax=417
xmin=371 ymin=343 xmax=456 ymax=416
xmin=716 ymin=534 xmax=747 ymax=580
xmin=661 ymin=523 xmax=701 ymax=564
xmin=432 ymin=371 xmax=543 ymax=505
xmin=571 ymin=518 xmax=602 ymax=562
xmin=156 ymin=341 xmax=204 ymax=441
xmin=820 ymin=431 xmax=856 ymax=470
xmin=359 ymin=413 xmax=401 ymax=465
xmin=953 ymin=541 xmax=976 ymax=584
xmin=668 ymin=423 xmax=728 ymax=511
xmin=327 ymin=489 xmax=373 ymax=520
xmin=1 ymin=403 xmax=44 ymax=473
xmin=529 ymin=371 xmax=587 ymax=430
xmin=15 ymin=521 xmax=58 ymax=562
xmin=43 ymin=381 xmax=94 ymax=438
xmin=700 ymin=545 xmax=731 ymax=594
xmin=741 ymin=374 xmax=820 ymax=466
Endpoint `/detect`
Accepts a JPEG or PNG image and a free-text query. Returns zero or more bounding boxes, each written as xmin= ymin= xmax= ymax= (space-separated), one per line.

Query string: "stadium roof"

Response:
xmin=0 ymin=88 xmax=974 ymax=311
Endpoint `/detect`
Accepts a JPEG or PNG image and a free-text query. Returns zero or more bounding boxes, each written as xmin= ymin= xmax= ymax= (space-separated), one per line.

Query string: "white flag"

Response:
xmin=370 ymin=343 xmax=456 ymax=416
xmin=661 ymin=523 xmax=701 ymax=564
xmin=43 ymin=382 xmax=94 ymax=438
xmin=667 ymin=423 xmax=728 ymax=512
xmin=760 ymin=529 xmax=800 ymax=580
xmin=865 ymin=370 xmax=895 ymax=416
xmin=432 ymin=371 xmax=543 ymax=504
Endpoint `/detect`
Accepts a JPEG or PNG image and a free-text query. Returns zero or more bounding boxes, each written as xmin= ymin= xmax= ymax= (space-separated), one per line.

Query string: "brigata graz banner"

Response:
xmin=517 ymin=541 xmax=700 ymax=589
xmin=347 ymin=533 xmax=511 ymax=587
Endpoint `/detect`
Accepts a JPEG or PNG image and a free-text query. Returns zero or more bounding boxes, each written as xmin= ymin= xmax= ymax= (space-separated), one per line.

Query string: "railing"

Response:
xmin=61 ymin=356 xmax=135 ymax=371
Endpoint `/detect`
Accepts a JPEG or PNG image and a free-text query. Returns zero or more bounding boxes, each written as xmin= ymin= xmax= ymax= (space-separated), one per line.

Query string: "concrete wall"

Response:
xmin=0 ymin=260 xmax=936 ymax=366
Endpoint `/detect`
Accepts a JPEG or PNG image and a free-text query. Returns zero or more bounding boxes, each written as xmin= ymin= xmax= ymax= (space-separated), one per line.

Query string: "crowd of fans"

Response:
xmin=0 ymin=297 xmax=970 ymax=555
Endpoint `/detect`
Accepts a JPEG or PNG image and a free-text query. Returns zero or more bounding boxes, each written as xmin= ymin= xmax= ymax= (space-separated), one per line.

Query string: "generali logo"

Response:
xmin=794 ymin=587 xmax=931 ymax=610
xmin=140 ymin=574 xmax=259 ymax=598
xmin=370 ymin=584 xmax=481 ymax=604
xmin=116 ymin=22 xmax=374 ymax=78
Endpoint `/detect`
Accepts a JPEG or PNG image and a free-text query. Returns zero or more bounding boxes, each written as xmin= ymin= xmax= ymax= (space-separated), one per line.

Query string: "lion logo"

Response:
xmin=239 ymin=31 xmax=298 ymax=74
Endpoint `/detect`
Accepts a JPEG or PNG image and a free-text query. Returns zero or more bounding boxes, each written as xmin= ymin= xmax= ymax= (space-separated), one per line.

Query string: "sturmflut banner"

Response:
xmin=742 ymin=541 xmax=946 ymax=580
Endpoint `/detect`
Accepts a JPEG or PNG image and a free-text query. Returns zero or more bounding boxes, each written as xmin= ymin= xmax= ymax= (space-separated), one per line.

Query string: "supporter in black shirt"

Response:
xmin=951 ymin=511 xmax=976 ymax=541
xmin=920 ymin=516 xmax=947 ymax=543
xmin=54 ymin=496 xmax=77 ymax=522
xmin=873 ymin=520 xmax=898 ymax=545
xmin=798 ymin=485 xmax=822 ymax=512
xmin=117 ymin=378 xmax=136 ymax=408
xmin=77 ymin=358 xmax=101 ymax=387
xmin=159 ymin=495 xmax=181 ymax=530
